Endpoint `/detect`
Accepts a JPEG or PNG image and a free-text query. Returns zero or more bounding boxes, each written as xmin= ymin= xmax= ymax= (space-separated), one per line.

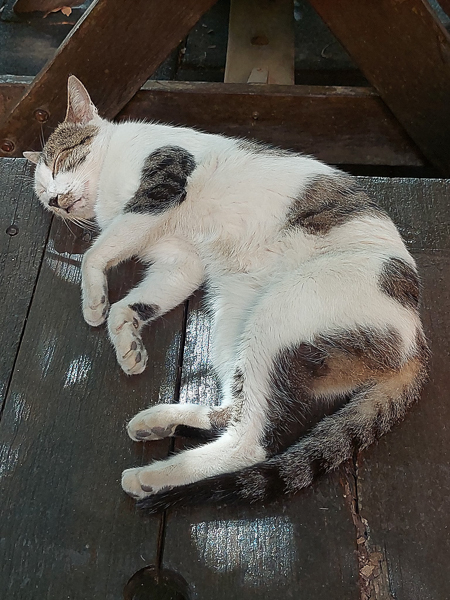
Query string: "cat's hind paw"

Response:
xmin=122 ymin=466 xmax=173 ymax=499
xmin=122 ymin=467 xmax=148 ymax=499
xmin=127 ymin=406 xmax=178 ymax=441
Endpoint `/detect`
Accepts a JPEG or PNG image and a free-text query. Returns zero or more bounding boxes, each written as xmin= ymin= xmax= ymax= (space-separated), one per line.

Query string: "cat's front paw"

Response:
xmin=82 ymin=293 xmax=109 ymax=327
xmin=108 ymin=303 xmax=148 ymax=375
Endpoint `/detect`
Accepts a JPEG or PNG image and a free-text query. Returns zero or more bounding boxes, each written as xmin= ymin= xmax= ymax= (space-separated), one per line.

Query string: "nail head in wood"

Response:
xmin=1 ymin=140 xmax=14 ymax=153
xmin=6 ymin=224 xmax=18 ymax=236
xmin=34 ymin=109 xmax=49 ymax=123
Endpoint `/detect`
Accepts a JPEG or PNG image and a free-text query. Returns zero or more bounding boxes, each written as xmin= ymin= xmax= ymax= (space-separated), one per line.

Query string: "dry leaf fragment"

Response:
xmin=360 ymin=564 xmax=375 ymax=578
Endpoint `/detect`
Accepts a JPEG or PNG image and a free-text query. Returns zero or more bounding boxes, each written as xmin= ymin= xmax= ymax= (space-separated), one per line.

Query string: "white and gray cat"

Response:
xmin=25 ymin=76 xmax=429 ymax=512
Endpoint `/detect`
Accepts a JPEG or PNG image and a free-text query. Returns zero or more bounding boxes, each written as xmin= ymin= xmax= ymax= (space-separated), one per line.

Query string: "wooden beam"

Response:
xmin=225 ymin=0 xmax=295 ymax=84
xmin=0 ymin=77 xmax=424 ymax=166
xmin=118 ymin=81 xmax=424 ymax=167
xmin=308 ymin=0 xmax=450 ymax=175
xmin=0 ymin=0 xmax=218 ymax=157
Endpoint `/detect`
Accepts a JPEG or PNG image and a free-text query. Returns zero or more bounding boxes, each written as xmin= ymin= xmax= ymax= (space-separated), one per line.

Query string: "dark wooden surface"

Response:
xmin=0 ymin=0 xmax=218 ymax=157
xmin=0 ymin=158 xmax=52 ymax=407
xmin=1 ymin=159 xmax=449 ymax=599
xmin=309 ymin=0 xmax=450 ymax=175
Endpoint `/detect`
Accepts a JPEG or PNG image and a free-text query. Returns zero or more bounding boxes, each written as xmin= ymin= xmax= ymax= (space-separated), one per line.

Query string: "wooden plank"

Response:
xmin=308 ymin=0 xmax=450 ymax=175
xmin=0 ymin=77 xmax=425 ymax=167
xmin=0 ymin=158 xmax=52 ymax=408
xmin=0 ymin=214 xmax=186 ymax=597
xmin=351 ymin=178 xmax=450 ymax=599
xmin=118 ymin=81 xmax=425 ymax=167
xmin=0 ymin=0 xmax=218 ymax=157
xmin=162 ymin=292 xmax=359 ymax=600
xmin=224 ymin=0 xmax=294 ymax=84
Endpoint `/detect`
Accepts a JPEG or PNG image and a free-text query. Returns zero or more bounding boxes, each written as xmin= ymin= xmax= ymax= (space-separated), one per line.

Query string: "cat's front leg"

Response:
xmin=81 ymin=214 xmax=156 ymax=327
xmin=107 ymin=236 xmax=204 ymax=375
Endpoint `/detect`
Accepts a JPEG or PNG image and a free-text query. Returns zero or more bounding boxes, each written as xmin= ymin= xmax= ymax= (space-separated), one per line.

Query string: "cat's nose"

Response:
xmin=48 ymin=195 xmax=59 ymax=208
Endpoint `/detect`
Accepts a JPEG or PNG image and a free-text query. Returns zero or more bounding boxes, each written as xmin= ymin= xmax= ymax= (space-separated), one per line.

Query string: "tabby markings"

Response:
xmin=126 ymin=146 xmax=196 ymax=215
xmin=43 ymin=122 xmax=99 ymax=174
xmin=262 ymin=327 xmax=403 ymax=456
xmin=287 ymin=175 xmax=386 ymax=235
xmin=379 ymin=257 xmax=420 ymax=310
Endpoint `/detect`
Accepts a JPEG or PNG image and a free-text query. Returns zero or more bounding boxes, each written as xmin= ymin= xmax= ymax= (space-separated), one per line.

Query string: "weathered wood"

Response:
xmin=0 ymin=211 xmax=186 ymax=597
xmin=0 ymin=158 xmax=52 ymax=408
xmin=0 ymin=77 xmax=425 ymax=166
xmin=308 ymin=0 xmax=450 ymax=174
xmin=0 ymin=0 xmax=218 ymax=157
xmin=352 ymin=177 xmax=450 ymax=599
xmin=225 ymin=0 xmax=294 ymax=84
xmin=118 ymin=81 xmax=425 ymax=167
xmin=162 ymin=291 xmax=359 ymax=600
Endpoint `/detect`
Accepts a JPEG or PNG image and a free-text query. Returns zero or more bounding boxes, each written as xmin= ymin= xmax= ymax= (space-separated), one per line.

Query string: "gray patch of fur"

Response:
xmin=130 ymin=303 xmax=160 ymax=322
xmin=287 ymin=174 xmax=386 ymax=235
xmin=125 ymin=146 xmax=196 ymax=215
xmin=379 ymin=257 xmax=421 ymax=310
xmin=262 ymin=327 xmax=403 ymax=456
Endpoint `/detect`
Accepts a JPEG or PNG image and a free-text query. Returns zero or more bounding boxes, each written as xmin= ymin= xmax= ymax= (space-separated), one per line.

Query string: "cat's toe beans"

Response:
xmin=119 ymin=343 xmax=148 ymax=375
xmin=127 ymin=407 xmax=177 ymax=441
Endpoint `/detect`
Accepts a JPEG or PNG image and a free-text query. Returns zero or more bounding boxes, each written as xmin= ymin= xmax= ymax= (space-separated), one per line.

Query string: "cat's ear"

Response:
xmin=23 ymin=151 xmax=41 ymax=164
xmin=65 ymin=75 xmax=99 ymax=125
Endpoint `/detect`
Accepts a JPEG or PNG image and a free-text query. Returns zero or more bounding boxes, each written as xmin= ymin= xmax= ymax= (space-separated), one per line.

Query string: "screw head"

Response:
xmin=34 ymin=109 xmax=49 ymax=123
xmin=6 ymin=224 xmax=18 ymax=236
xmin=1 ymin=139 xmax=14 ymax=153
xmin=252 ymin=111 xmax=259 ymax=120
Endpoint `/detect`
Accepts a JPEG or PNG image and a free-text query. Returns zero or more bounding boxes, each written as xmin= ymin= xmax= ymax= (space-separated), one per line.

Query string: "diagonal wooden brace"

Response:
xmin=0 ymin=0 xmax=218 ymax=157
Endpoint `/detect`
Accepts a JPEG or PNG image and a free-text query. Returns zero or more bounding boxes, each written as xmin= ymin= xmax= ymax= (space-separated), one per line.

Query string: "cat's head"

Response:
xmin=24 ymin=76 xmax=103 ymax=221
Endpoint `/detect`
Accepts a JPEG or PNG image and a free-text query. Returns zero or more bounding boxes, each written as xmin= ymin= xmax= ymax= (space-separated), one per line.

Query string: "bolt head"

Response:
xmin=34 ymin=109 xmax=49 ymax=123
xmin=6 ymin=224 xmax=18 ymax=236
xmin=1 ymin=140 xmax=14 ymax=153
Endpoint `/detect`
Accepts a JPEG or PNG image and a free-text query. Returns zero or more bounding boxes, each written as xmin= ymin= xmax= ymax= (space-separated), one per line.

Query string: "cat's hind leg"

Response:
xmin=108 ymin=236 xmax=204 ymax=374
xmin=127 ymin=403 xmax=233 ymax=441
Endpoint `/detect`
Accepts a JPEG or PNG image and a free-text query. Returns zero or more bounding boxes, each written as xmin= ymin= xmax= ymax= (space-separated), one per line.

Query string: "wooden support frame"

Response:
xmin=308 ymin=0 xmax=450 ymax=175
xmin=0 ymin=77 xmax=424 ymax=166
xmin=0 ymin=0 xmax=218 ymax=157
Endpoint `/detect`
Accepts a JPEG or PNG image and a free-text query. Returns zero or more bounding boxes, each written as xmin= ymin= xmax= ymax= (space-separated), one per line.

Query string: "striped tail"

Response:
xmin=138 ymin=354 xmax=428 ymax=514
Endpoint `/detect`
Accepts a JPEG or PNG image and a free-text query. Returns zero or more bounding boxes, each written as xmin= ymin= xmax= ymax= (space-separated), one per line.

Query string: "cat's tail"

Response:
xmin=137 ymin=351 xmax=428 ymax=514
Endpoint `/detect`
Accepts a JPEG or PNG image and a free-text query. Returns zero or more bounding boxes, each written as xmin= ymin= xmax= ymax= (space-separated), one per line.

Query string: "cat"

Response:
xmin=25 ymin=76 xmax=429 ymax=513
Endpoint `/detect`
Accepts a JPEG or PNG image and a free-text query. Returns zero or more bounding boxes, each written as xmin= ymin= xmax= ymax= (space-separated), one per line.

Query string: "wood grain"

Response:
xmin=0 ymin=213 xmax=186 ymax=598
xmin=0 ymin=158 xmax=52 ymax=408
xmin=308 ymin=0 xmax=450 ymax=174
xmin=0 ymin=0 xmax=218 ymax=157
xmin=352 ymin=178 xmax=450 ymax=599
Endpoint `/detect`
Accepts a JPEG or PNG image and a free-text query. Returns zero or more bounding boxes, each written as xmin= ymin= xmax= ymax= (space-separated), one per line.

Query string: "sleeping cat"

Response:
xmin=25 ymin=76 xmax=429 ymax=513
